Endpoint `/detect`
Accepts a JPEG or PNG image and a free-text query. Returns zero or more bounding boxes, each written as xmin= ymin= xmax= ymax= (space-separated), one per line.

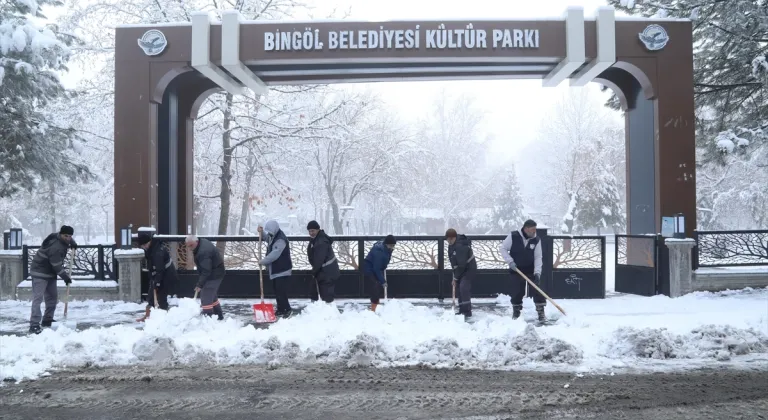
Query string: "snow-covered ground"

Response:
xmin=1 ymin=287 xmax=767 ymax=383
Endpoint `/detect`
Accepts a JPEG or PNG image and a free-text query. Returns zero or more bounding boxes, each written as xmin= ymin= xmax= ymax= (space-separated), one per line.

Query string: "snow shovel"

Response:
xmin=384 ymin=270 xmax=388 ymax=301
xmin=55 ymin=248 xmax=78 ymax=330
xmin=451 ymin=278 xmax=456 ymax=312
xmin=514 ymin=267 xmax=567 ymax=316
xmin=252 ymin=232 xmax=276 ymax=323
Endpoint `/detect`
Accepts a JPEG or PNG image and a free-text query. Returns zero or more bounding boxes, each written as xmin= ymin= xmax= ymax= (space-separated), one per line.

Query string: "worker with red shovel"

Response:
xmin=258 ymin=220 xmax=294 ymax=318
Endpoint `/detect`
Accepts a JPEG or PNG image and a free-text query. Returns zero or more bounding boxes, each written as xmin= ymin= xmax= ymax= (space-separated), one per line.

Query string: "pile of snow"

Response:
xmin=605 ymin=325 xmax=768 ymax=361
xmin=1 ymin=288 xmax=767 ymax=383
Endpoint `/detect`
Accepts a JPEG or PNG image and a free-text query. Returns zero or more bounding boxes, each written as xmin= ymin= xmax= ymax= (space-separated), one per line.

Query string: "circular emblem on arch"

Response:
xmin=138 ymin=29 xmax=168 ymax=56
xmin=638 ymin=24 xmax=669 ymax=51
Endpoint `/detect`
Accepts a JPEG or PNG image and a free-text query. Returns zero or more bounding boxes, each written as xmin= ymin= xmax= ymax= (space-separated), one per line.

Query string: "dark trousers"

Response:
xmin=366 ymin=274 xmax=384 ymax=304
xmin=510 ymin=270 xmax=545 ymax=305
xmin=455 ymin=275 xmax=473 ymax=315
xmin=147 ymin=286 xmax=169 ymax=310
xmin=201 ymin=278 xmax=223 ymax=318
xmin=310 ymin=275 xmax=335 ymax=303
xmin=30 ymin=277 xmax=57 ymax=327
xmin=272 ymin=276 xmax=292 ymax=312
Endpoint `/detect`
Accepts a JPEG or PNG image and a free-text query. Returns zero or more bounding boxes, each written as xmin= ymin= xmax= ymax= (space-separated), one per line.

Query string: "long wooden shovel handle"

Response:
xmin=384 ymin=270 xmax=388 ymax=300
xmin=258 ymin=232 xmax=265 ymax=302
xmin=64 ymin=248 xmax=74 ymax=317
xmin=153 ymin=288 xmax=159 ymax=309
xmin=514 ymin=267 xmax=567 ymax=316
xmin=451 ymin=279 xmax=456 ymax=310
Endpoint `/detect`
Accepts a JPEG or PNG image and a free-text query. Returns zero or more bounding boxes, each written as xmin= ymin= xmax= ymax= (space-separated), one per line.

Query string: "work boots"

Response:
xmin=512 ymin=304 xmax=523 ymax=320
xmin=536 ymin=303 xmax=547 ymax=322
xmin=213 ymin=305 xmax=224 ymax=321
xmin=136 ymin=306 xmax=151 ymax=322
xmin=371 ymin=303 xmax=378 ymax=312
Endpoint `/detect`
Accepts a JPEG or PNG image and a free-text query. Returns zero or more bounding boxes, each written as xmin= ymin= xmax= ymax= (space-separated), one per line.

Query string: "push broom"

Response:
xmin=252 ymin=231 xmax=276 ymax=323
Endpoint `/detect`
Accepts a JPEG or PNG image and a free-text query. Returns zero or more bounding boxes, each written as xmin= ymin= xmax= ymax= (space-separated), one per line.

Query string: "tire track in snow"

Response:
xmin=1 ymin=366 xmax=767 ymax=419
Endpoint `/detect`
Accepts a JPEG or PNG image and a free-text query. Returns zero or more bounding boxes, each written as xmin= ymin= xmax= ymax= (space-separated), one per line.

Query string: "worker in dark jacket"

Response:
xmin=446 ymin=228 xmax=477 ymax=320
xmin=185 ymin=235 xmax=225 ymax=320
xmin=499 ymin=219 xmax=545 ymax=322
xmin=306 ymin=220 xmax=339 ymax=303
xmin=28 ymin=225 xmax=77 ymax=334
xmin=136 ymin=232 xmax=178 ymax=322
xmin=363 ymin=235 xmax=396 ymax=312
xmin=258 ymin=219 xmax=294 ymax=318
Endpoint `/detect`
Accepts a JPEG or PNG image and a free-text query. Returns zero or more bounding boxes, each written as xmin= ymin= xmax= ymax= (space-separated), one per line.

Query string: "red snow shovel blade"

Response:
xmin=253 ymin=302 xmax=276 ymax=323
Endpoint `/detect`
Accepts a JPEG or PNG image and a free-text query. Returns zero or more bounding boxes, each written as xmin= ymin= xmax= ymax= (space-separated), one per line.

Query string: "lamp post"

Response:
xmin=9 ymin=228 xmax=22 ymax=250
xmin=120 ymin=224 xmax=133 ymax=249
xmin=674 ymin=213 xmax=685 ymax=239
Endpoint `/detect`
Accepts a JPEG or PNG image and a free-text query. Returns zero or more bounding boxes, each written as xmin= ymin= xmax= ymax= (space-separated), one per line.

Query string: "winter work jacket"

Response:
xmin=145 ymin=240 xmax=178 ymax=291
xmin=29 ymin=233 xmax=75 ymax=282
xmin=448 ymin=234 xmax=477 ymax=281
xmin=260 ymin=220 xmax=292 ymax=279
xmin=306 ymin=230 xmax=341 ymax=281
xmin=499 ymin=228 xmax=542 ymax=275
xmin=363 ymin=241 xmax=393 ymax=285
xmin=192 ymin=238 xmax=226 ymax=288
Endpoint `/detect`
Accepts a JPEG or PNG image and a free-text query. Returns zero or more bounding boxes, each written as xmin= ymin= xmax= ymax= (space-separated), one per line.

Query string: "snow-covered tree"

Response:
xmin=0 ymin=0 xmax=91 ymax=198
xmin=488 ymin=166 xmax=526 ymax=233
xmin=408 ymin=90 xmax=494 ymax=229
xmin=576 ymin=165 xmax=625 ymax=234
xmin=520 ymin=87 xmax=625 ymax=233
xmin=287 ymin=89 xmax=414 ymax=234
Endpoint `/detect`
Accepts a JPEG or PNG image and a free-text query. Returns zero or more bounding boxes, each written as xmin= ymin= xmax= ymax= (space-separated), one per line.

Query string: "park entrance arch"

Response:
xmin=114 ymin=6 xmax=695 ymax=240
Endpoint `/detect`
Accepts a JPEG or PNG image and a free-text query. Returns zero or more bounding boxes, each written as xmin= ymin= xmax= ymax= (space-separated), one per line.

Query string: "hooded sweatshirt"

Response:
xmin=259 ymin=219 xmax=292 ymax=279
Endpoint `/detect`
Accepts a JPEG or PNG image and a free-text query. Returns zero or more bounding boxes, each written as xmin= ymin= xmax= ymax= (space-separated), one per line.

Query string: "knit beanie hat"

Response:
xmin=137 ymin=232 xmax=152 ymax=245
xmin=306 ymin=220 xmax=321 ymax=230
xmin=384 ymin=235 xmax=396 ymax=245
xmin=59 ymin=225 xmax=74 ymax=235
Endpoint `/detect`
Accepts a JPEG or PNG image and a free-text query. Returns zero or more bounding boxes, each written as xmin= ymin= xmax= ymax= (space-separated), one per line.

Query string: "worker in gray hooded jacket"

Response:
xmin=258 ymin=219 xmax=293 ymax=318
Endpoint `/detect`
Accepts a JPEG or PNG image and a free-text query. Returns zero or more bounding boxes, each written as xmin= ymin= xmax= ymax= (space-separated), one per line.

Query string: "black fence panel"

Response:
xmin=548 ymin=235 xmax=606 ymax=299
xmin=615 ymin=235 xmax=657 ymax=296
xmin=22 ymin=244 xmax=116 ymax=280
xmin=693 ymin=230 xmax=768 ymax=268
xmin=136 ymin=230 xmax=610 ymax=301
xmin=549 ymin=270 xmax=605 ymax=299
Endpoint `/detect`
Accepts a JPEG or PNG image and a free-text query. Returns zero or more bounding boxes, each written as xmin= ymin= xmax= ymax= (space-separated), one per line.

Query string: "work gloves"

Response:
xmin=508 ymin=261 xmax=516 ymax=270
xmin=63 ymin=276 xmax=72 ymax=285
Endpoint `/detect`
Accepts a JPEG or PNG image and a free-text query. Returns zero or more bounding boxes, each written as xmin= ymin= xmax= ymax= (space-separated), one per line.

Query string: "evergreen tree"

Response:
xmin=606 ymin=0 xmax=767 ymax=164
xmin=489 ymin=166 xmax=526 ymax=232
xmin=576 ymin=165 xmax=626 ymax=234
xmin=0 ymin=0 xmax=91 ymax=197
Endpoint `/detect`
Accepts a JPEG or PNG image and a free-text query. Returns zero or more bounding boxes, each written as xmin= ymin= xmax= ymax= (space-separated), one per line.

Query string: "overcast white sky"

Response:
xmin=57 ymin=0 xmax=626 ymax=166
xmin=332 ymin=0 xmax=626 ymax=165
